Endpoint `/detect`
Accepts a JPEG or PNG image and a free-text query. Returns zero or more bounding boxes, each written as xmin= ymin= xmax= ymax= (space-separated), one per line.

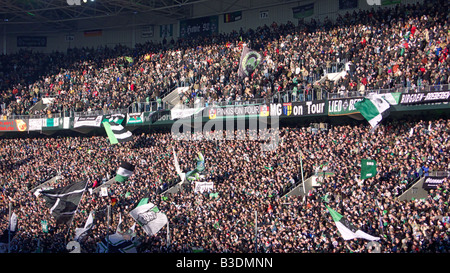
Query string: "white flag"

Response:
xmin=74 ymin=211 xmax=94 ymax=241
xmin=326 ymin=204 xmax=380 ymax=241
xmin=355 ymin=93 xmax=391 ymax=131
xmin=129 ymin=200 xmax=168 ymax=236
xmin=173 ymin=148 xmax=186 ymax=182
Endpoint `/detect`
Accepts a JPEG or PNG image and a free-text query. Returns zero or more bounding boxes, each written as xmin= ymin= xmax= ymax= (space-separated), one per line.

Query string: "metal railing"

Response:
xmin=323 ymin=60 xmax=347 ymax=75
xmin=73 ymin=108 xmax=128 ymax=117
xmin=207 ymin=98 xmax=270 ymax=107
xmin=128 ymin=101 xmax=170 ymax=112
xmin=2 ymin=84 xmax=449 ymax=121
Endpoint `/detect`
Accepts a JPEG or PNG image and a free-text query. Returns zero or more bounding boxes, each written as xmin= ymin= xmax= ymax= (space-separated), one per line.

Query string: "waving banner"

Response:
xmin=238 ymin=45 xmax=262 ymax=78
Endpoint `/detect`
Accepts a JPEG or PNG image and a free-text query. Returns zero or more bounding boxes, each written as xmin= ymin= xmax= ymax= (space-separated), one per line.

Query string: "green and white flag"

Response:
xmin=43 ymin=117 xmax=59 ymax=127
xmin=41 ymin=220 xmax=48 ymax=233
xmin=115 ymin=161 xmax=135 ymax=183
xmin=103 ymin=121 xmax=133 ymax=145
xmin=185 ymin=152 xmax=206 ymax=181
xmin=103 ymin=113 xmax=125 ymax=124
xmin=361 ymin=159 xmax=377 ymax=179
xmin=325 ymin=204 xmax=380 ymax=241
xmin=129 ymin=198 xmax=168 ymax=236
xmin=196 ymin=152 xmax=205 ymax=172
xmin=186 ymin=171 xmax=202 ymax=181
xmin=355 ymin=94 xmax=390 ymax=131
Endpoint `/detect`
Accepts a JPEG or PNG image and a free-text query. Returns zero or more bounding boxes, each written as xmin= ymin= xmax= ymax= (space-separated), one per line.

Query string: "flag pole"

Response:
xmin=166 ymin=221 xmax=170 ymax=251
xmin=300 ymin=150 xmax=305 ymax=195
xmin=8 ymin=202 xmax=11 ymax=253
xmin=254 ymin=210 xmax=258 ymax=253
xmin=106 ymin=204 xmax=111 ymax=253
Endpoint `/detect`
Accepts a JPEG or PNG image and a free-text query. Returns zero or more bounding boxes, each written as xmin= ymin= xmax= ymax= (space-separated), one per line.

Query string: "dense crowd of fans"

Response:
xmin=1 ymin=0 xmax=449 ymax=116
xmin=0 ymin=117 xmax=449 ymax=253
xmin=0 ymin=0 xmax=449 ymax=254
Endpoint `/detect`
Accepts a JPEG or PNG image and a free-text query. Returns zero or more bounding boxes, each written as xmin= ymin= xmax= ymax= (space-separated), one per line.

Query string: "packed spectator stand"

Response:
xmin=0 ymin=117 xmax=449 ymax=253
xmin=1 ymin=0 xmax=448 ymax=117
xmin=0 ymin=0 xmax=449 ymax=254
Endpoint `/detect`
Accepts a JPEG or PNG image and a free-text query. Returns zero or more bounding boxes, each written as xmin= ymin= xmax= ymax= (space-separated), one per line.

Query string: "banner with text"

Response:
xmin=422 ymin=176 xmax=447 ymax=190
xmin=399 ymin=91 xmax=450 ymax=105
xmin=0 ymin=119 xmax=28 ymax=132
xmin=269 ymin=101 xmax=326 ymax=117
xmin=194 ymin=182 xmax=214 ymax=193
xmin=180 ymin=16 xmax=218 ymax=38
xmin=74 ymin=116 xmax=103 ymax=128
xmin=328 ymin=97 xmax=364 ymax=116
xmin=208 ymin=104 xmax=266 ymax=119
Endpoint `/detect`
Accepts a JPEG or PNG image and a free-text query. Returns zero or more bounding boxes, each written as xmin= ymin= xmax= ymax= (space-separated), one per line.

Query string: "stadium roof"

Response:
xmin=0 ymin=0 xmax=213 ymax=32
xmin=0 ymin=0 xmax=295 ymax=33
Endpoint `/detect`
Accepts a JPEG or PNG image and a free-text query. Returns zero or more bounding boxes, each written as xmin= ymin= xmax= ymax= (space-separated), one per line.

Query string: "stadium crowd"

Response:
xmin=1 ymin=0 xmax=449 ymax=116
xmin=0 ymin=0 xmax=449 ymax=254
xmin=0 ymin=117 xmax=449 ymax=253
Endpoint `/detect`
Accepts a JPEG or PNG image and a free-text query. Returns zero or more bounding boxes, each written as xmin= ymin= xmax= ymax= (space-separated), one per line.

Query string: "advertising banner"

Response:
xmin=171 ymin=107 xmax=204 ymax=120
xmin=126 ymin=113 xmax=144 ymax=125
xmin=73 ymin=116 xmax=103 ymax=128
xmin=0 ymin=119 xmax=28 ymax=132
xmin=422 ymin=176 xmax=447 ymax=190
xmin=147 ymin=110 xmax=171 ymax=124
xmin=328 ymin=97 xmax=364 ymax=116
xmin=43 ymin=117 xmax=60 ymax=128
xmin=399 ymin=91 xmax=450 ymax=105
xmin=292 ymin=3 xmax=314 ymax=18
xmin=17 ymin=36 xmax=47 ymax=47
xmin=180 ymin=15 xmax=218 ymax=38
xmin=270 ymin=101 xmax=326 ymax=117
xmin=208 ymin=104 xmax=265 ymax=119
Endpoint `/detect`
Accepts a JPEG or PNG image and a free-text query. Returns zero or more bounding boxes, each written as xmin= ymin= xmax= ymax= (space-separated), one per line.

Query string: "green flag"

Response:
xmin=185 ymin=152 xmax=205 ymax=181
xmin=103 ymin=121 xmax=132 ymax=145
xmin=209 ymin=192 xmax=219 ymax=199
xmin=137 ymin=197 xmax=149 ymax=207
xmin=354 ymin=94 xmax=390 ymax=131
xmin=325 ymin=204 xmax=380 ymax=241
xmin=213 ymin=220 xmax=220 ymax=229
xmin=125 ymin=56 xmax=134 ymax=63
xmin=41 ymin=220 xmax=48 ymax=233
xmin=321 ymin=193 xmax=330 ymax=203
xmin=115 ymin=161 xmax=135 ymax=183
xmin=361 ymin=159 xmax=377 ymax=179
xmin=196 ymin=152 xmax=205 ymax=172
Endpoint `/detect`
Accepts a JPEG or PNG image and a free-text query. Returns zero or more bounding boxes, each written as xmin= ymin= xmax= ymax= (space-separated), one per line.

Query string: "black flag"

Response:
xmin=40 ymin=181 xmax=87 ymax=226
xmin=238 ymin=45 xmax=262 ymax=78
